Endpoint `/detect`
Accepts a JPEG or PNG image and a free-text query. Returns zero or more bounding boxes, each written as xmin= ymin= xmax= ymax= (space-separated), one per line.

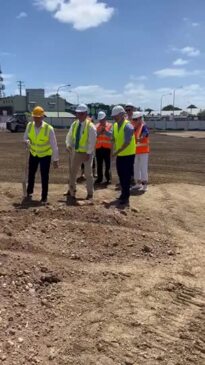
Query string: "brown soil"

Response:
xmin=0 ymin=131 xmax=205 ymax=365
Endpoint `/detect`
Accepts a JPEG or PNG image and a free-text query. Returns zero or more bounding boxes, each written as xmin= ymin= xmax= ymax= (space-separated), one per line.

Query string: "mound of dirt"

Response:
xmin=0 ymin=183 xmax=205 ymax=364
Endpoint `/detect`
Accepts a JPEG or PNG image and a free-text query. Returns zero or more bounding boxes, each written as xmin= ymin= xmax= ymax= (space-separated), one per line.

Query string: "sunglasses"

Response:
xmin=125 ymin=109 xmax=132 ymax=112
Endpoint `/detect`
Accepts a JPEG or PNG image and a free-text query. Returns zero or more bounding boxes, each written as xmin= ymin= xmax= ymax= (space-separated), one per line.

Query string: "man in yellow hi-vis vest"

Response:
xmin=112 ymin=105 xmax=136 ymax=206
xmin=23 ymin=106 xmax=59 ymax=203
xmin=66 ymin=104 xmax=96 ymax=201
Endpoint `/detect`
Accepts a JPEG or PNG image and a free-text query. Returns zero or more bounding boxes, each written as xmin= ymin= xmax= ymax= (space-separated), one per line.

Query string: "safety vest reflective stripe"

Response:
xmin=30 ymin=142 xmax=50 ymax=147
xmin=113 ymin=120 xmax=136 ymax=156
xmin=137 ymin=143 xmax=149 ymax=147
xmin=72 ymin=119 xmax=91 ymax=152
xmin=30 ymin=146 xmax=52 ymax=155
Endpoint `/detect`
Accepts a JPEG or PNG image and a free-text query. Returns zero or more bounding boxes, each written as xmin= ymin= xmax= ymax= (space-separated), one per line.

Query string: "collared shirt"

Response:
xmin=24 ymin=122 xmax=59 ymax=161
xmin=66 ymin=119 xmax=97 ymax=154
xmin=116 ymin=119 xmax=134 ymax=144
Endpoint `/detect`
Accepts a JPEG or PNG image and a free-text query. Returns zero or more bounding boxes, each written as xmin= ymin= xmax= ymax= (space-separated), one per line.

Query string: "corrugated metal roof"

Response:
xmin=45 ymin=112 xmax=75 ymax=118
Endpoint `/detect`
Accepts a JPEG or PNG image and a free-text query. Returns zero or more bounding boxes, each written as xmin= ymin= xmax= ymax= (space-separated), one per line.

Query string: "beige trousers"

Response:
xmin=69 ymin=152 xmax=94 ymax=196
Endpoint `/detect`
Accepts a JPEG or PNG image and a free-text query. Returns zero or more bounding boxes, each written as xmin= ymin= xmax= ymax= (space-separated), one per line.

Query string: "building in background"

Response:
xmin=0 ymin=88 xmax=68 ymax=115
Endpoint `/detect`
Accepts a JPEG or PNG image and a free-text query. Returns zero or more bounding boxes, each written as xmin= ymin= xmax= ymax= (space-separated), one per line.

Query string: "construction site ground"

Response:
xmin=0 ymin=130 xmax=205 ymax=365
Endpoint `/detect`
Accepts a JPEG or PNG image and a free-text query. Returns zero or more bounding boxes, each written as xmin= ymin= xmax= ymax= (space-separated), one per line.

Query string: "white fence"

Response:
xmin=146 ymin=119 xmax=205 ymax=130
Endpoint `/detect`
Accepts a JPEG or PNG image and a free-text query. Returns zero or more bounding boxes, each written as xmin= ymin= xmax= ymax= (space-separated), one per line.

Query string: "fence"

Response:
xmin=146 ymin=119 xmax=205 ymax=131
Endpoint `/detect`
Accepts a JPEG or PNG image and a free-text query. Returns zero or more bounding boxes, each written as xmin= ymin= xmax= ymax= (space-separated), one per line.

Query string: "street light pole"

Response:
xmin=173 ymin=89 xmax=176 ymax=118
xmin=172 ymin=86 xmax=183 ymax=119
xmin=57 ymin=84 xmax=71 ymax=118
xmin=160 ymin=93 xmax=172 ymax=116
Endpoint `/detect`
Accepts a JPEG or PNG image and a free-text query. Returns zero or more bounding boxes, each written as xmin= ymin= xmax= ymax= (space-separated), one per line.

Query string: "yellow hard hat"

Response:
xmin=32 ymin=106 xmax=45 ymax=117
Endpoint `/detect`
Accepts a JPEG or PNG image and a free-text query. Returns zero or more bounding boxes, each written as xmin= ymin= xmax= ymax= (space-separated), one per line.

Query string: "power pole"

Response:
xmin=17 ymin=80 xmax=25 ymax=96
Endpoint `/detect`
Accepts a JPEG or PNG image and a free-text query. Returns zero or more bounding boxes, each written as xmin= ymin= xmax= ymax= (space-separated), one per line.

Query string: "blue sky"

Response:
xmin=1 ymin=0 xmax=205 ymax=110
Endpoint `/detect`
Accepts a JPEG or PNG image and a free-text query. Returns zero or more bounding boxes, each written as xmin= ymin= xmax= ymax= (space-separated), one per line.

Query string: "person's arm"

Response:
xmin=65 ymin=124 xmax=73 ymax=150
xmin=23 ymin=123 xmax=31 ymax=148
xmin=49 ymin=128 xmax=59 ymax=167
xmin=85 ymin=124 xmax=97 ymax=160
xmin=113 ymin=124 xmax=134 ymax=156
xmin=104 ymin=126 xmax=113 ymax=137
xmin=137 ymin=125 xmax=149 ymax=144
xmin=140 ymin=125 xmax=149 ymax=138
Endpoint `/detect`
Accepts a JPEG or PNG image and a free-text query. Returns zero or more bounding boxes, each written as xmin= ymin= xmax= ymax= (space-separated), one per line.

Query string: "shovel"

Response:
xmin=22 ymin=147 xmax=29 ymax=198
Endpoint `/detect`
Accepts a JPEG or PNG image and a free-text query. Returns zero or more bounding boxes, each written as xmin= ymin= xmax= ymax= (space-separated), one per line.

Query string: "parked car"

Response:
xmin=6 ymin=113 xmax=31 ymax=132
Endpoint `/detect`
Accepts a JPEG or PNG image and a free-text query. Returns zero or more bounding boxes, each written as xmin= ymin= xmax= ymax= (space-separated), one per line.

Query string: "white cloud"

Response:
xmin=154 ymin=68 xmax=204 ymax=78
xmin=180 ymin=46 xmax=200 ymax=57
xmin=173 ymin=58 xmax=189 ymax=66
xmin=16 ymin=12 xmax=28 ymax=19
xmin=130 ymin=75 xmax=148 ymax=81
xmin=4 ymin=79 xmax=205 ymax=110
xmin=154 ymin=68 xmax=188 ymax=78
xmin=34 ymin=0 xmax=114 ymax=30
xmin=0 ymin=52 xmax=15 ymax=57
xmin=2 ymin=74 xmax=15 ymax=86
xmin=192 ymin=22 xmax=200 ymax=27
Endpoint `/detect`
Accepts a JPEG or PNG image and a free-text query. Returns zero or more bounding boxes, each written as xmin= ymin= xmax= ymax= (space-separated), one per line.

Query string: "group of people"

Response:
xmin=24 ymin=102 xmax=150 ymax=206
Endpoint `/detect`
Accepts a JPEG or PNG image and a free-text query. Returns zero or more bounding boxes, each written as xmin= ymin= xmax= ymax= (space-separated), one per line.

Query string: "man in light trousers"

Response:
xmin=66 ymin=104 xmax=96 ymax=201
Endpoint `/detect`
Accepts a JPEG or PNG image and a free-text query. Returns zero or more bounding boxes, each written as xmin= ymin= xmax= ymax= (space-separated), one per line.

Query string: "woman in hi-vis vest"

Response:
xmin=132 ymin=112 xmax=150 ymax=192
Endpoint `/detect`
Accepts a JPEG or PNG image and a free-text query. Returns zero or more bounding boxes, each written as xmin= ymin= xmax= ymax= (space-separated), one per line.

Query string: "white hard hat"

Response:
xmin=132 ymin=111 xmax=143 ymax=119
xmin=97 ymin=111 xmax=106 ymax=121
xmin=125 ymin=102 xmax=135 ymax=108
xmin=75 ymin=104 xmax=88 ymax=113
xmin=111 ymin=105 xmax=126 ymax=117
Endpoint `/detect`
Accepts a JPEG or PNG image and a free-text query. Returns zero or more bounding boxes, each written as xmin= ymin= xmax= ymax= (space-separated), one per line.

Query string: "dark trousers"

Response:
xmin=116 ymin=155 xmax=135 ymax=200
xmin=27 ymin=154 xmax=51 ymax=200
xmin=96 ymin=147 xmax=111 ymax=182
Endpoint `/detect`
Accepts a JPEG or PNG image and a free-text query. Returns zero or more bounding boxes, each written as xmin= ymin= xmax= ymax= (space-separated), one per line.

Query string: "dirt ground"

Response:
xmin=0 ymin=130 xmax=205 ymax=365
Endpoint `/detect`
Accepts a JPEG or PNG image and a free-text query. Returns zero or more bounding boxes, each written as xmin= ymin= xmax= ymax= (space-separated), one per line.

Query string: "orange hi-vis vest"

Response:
xmin=135 ymin=122 xmax=150 ymax=154
xmin=96 ymin=122 xmax=112 ymax=149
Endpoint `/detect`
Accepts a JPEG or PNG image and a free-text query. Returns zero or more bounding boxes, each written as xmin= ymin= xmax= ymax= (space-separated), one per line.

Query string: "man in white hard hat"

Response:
xmin=125 ymin=102 xmax=137 ymax=185
xmin=95 ymin=111 xmax=112 ymax=185
xmin=112 ymin=105 xmax=136 ymax=205
xmin=125 ymin=102 xmax=135 ymax=122
xmin=65 ymin=104 xmax=96 ymax=201
xmin=132 ymin=111 xmax=150 ymax=192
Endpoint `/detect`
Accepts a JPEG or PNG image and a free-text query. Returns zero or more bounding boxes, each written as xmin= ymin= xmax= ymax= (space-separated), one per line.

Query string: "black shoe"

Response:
xmin=22 ymin=195 xmax=32 ymax=203
xmin=95 ymin=179 xmax=102 ymax=184
xmin=119 ymin=199 xmax=129 ymax=206
xmin=63 ymin=190 xmax=70 ymax=196
xmin=40 ymin=198 xmax=48 ymax=205
xmin=106 ymin=180 xmax=111 ymax=185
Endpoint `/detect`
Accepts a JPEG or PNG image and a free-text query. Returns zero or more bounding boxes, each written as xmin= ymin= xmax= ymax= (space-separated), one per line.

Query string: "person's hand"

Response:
xmin=112 ymin=151 xmax=118 ymax=158
xmin=24 ymin=140 xmax=30 ymax=149
xmin=53 ymin=161 xmax=59 ymax=169
xmin=66 ymin=146 xmax=72 ymax=152
xmin=84 ymin=154 xmax=90 ymax=162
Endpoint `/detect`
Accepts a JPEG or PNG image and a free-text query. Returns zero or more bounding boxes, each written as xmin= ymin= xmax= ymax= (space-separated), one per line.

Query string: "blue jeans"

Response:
xmin=116 ymin=155 xmax=135 ymax=200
